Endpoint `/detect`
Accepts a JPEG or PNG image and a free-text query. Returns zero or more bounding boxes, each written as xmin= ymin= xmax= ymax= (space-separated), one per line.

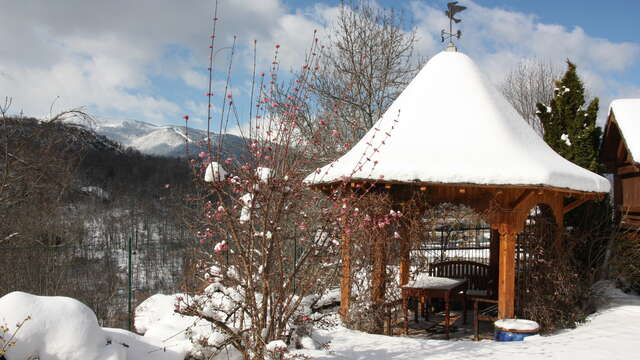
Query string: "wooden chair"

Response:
xmin=470 ymin=297 xmax=498 ymax=341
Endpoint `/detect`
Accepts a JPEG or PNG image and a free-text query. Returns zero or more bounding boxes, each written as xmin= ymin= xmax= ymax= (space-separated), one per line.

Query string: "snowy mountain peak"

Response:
xmin=67 ymin=116 xmax=245 ymax=158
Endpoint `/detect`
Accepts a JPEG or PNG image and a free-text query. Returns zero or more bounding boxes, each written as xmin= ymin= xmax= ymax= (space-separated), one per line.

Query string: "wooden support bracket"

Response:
xmin=563 ymin=198 xmax=588 ymax=214
xmin=509 ymin=189 xmax=535 ymax=211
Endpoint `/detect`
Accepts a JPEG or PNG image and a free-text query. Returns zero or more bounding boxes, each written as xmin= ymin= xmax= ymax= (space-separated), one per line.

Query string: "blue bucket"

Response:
xmin=494 ymin=319 xmax=539 ymax=342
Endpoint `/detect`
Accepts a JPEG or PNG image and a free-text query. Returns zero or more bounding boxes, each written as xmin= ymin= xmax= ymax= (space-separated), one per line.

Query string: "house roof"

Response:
xmin=305 ymin=50 xmax=610 ymax=194
xmin=609 ymin=99 xmax=640 ymax=163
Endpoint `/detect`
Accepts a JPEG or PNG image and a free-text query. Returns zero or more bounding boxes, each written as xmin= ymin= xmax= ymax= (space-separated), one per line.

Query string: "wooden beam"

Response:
xmin=339 ymin=234 xmax=351 ymax=323
xmin=509 ymin=189 xmax=535 ymax=211
xmin=497 ymin=229 xmax=517 ymax=319
xmin=563 ymin=198 xmax=588 ymax=214
xmin=310 ymin=180 xmax=605 ymax=199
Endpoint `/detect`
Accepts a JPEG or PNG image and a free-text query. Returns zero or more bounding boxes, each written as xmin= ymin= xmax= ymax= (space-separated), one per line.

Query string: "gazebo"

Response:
xmin=305 ymin=47 xmax=610 ymax=323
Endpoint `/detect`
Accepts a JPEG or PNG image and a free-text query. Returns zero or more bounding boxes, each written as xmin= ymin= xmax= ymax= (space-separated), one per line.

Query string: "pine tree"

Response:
xmin=535 ymin=61 xmax=602 ymax=173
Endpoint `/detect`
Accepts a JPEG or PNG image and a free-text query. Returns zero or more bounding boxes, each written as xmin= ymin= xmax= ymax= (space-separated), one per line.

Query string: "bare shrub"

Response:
xmin=609 ymin=227 xmax=640 ymax=293
xmin=517 ymin=204 xmax=614 ymax=332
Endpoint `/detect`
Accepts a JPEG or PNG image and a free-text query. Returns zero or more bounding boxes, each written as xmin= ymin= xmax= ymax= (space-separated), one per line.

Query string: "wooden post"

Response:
xmin=399 ymin=221 xmax=410 ymax=287
xmin=489 ymin=228 xmax=500 ymax=297
xmin=554 ymin=206 xmax=565 ymax=251
xmin=339 ymin=234 xmax=351 ymax=323
xmin=550 ymin=196 xmax=565 ymax=252
xmin=497 ymin=227 xmax=517 ymax=319
xmin=371 ymin=235 xmax=387 ymax=334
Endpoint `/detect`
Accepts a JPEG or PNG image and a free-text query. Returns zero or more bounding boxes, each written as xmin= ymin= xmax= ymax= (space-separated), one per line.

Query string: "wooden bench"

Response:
xmin=428 ymin=261 xmax=492 ymax=297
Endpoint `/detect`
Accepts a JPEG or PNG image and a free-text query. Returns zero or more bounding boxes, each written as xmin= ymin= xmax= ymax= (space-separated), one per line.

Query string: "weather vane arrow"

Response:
xmin=441 ymin=1 xmax=466 ymax=46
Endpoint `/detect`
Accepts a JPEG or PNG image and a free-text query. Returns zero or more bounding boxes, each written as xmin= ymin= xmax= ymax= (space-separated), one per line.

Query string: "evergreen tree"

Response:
xmin=536 ymin=62 xmax=612 ymax=280
xmin=536 ymin=61 xmax=602 ymax=173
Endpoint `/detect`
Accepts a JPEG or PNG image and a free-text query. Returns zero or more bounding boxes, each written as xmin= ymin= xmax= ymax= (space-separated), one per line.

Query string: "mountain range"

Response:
xmin=69 ymin=117 xmax=247 ymax=158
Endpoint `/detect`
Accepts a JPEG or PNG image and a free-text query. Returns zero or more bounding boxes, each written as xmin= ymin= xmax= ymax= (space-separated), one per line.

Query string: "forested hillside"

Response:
xmin=0 ymin=115 xmax=208 ymax=327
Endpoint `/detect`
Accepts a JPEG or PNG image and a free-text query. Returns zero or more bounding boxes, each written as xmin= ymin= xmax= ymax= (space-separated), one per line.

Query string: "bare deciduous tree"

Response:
xmin=304 ymin=0 xmax=423 ymax=158
xmin=501 ymin=59 xmax=559 ymax=135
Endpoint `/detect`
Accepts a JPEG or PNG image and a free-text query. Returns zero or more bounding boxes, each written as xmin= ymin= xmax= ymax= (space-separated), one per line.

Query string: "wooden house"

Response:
xmin=601 ymin=99 xmax=640 ymax=227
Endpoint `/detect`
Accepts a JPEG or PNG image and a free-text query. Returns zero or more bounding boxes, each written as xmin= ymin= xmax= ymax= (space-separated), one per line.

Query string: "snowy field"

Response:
xmin=0 ymin=281 xmax=638 ymax=360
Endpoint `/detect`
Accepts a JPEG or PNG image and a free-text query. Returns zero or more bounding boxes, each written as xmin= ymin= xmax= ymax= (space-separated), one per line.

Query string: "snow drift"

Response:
xmin=0 ymin=292 xmax=182 ymax=360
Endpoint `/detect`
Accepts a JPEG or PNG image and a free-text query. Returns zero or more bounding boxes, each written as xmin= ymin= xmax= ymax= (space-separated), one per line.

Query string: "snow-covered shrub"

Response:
xmin=0 ymin=291 xmax=183 ymax=360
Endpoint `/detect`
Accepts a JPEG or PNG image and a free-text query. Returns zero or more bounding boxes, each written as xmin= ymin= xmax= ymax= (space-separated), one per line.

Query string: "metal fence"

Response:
xmin=0 ymin=239 xmax=200 ymax=329
xmin=410 ymin=224 xmax=492 ymax=268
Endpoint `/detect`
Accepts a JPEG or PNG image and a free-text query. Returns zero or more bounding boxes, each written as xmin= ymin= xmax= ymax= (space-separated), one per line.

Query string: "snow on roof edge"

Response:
xmin=304 ymin=176 xmax=607 ymax=195
xmin=609 ymin=98 xmax=640 ymax=164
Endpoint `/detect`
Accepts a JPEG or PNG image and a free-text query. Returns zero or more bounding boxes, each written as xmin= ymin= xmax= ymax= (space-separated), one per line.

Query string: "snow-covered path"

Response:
xmin=300 ymin=284 xmax=640 ymax=360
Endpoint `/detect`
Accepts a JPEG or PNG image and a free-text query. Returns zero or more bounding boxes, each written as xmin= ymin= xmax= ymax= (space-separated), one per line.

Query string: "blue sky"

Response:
xmin=1 ymin=0 xmax=638 ymax=131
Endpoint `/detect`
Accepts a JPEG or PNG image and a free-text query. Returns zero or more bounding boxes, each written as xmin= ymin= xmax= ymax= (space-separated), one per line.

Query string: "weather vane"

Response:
xmin=441 ymin=1 xmax=466 ymax=46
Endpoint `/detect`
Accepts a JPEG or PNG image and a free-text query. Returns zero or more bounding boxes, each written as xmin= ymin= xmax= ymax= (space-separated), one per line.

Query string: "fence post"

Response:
xmin=128 ymin=236 xmax=133 ymax=331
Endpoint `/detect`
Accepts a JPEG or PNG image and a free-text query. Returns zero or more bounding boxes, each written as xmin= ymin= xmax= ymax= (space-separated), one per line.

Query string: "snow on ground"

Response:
xmin=2 ymin=282 xmax=639 ymax=359
xmin=0 ymin=292 xmax=183 ymax=360
xmin=297 ymin=281 xmax=640 ymax=360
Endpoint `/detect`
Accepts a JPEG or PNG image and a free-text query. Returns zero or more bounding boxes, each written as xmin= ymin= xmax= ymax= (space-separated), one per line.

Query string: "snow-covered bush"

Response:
xmin=0 ymin=291 xmax=183 ymax=360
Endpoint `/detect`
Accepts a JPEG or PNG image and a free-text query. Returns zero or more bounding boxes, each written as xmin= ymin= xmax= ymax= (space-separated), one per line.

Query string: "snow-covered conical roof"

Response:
xmin=305 ymin=50 xmax=610 ymax=193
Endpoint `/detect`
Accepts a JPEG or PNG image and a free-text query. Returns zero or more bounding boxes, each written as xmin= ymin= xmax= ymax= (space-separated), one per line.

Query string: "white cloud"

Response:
xmin=407 ymin=0 xmax=640 ymax=125
xmin=1 ymin=0 xmax=638 ymax=129
xmin=410 ymin=1 xmax=639 ymax=85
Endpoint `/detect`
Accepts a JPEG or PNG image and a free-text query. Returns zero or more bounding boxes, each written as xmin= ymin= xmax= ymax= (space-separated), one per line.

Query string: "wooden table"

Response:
xmin=402 ymin=276 xmax=467 ymax=339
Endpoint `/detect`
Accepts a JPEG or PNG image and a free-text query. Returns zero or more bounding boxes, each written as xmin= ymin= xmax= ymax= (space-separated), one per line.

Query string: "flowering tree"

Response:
xmin=172 ymin=1 xmax=430 ymax=356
